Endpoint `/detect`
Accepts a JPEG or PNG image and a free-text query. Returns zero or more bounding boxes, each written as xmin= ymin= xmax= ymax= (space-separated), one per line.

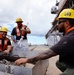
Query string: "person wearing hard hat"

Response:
xmin=0 ymin=26 xmax=3 ymax=39
xmin=15 ymin=8 xmax=74 ymax=75
xmin=11 ymin=18 xmax=31 ymax=51
xmin=0 ymin=26 xmax=12 ymax=54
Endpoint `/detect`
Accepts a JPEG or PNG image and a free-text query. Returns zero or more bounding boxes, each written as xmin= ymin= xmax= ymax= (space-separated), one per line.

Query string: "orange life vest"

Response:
xmin=0 ymin=38 xmax=9 ymax=51
xmin=16 ymin=24 xmax=27 ymax=36
xmin=0 ymin=35 xmax=2 ymax=38
xmin=0 ymin=32 xmax=3 ymax=38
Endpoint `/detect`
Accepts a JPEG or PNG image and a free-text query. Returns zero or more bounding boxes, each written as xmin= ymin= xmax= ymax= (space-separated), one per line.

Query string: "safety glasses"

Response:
xmin=58 ymin=20 xmax=66 ymax=24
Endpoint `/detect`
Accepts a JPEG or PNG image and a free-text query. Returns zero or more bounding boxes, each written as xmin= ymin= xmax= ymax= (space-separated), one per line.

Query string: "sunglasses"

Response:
xmin=58 ymin=20 xmax=66 ymax=24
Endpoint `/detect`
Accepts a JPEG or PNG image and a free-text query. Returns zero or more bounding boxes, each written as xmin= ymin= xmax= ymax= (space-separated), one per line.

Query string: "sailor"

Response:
xmin=0 ymin=26 xmax=12 ymax=54
xmin=15 ymin=8 xmax=74 ymax=75
xmin=11 ymin=18 xmax=31 ymax=51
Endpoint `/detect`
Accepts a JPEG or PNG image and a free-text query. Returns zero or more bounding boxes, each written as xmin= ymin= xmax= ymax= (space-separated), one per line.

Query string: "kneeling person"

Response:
xmin=0 ymin=26 xmax=12 ymax=54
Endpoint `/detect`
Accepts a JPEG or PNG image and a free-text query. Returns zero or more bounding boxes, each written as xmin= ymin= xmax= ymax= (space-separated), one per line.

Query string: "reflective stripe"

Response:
xmin=0 ymin=40 xmax=1 ymax=44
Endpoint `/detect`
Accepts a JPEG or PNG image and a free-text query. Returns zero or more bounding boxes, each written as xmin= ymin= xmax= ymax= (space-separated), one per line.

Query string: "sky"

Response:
xmin=0 ymin=0 xmax=57 ymax=45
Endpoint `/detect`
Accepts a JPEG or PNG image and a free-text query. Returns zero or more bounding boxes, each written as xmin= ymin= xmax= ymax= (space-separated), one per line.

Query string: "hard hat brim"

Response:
xmin=16 ymin=21 xmax=23 ymax=23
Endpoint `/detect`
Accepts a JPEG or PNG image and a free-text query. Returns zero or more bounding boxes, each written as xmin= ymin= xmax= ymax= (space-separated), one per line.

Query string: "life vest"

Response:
xmin=0 ymin=32 xmax=3 ymax=38
xmin=16 ymin=24 xmax=27 ymax=36
xmin=0 ymin=37 xmax=9 ymax=51
xmin=0 ymin=34 xmax=2 ymax=38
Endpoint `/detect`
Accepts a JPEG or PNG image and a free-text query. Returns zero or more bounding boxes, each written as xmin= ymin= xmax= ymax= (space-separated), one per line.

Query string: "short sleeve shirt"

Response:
xmin=50 ymin=30 xmax=74 ymax=65
xmin=7 ymin=39 xmax=11 ymax=45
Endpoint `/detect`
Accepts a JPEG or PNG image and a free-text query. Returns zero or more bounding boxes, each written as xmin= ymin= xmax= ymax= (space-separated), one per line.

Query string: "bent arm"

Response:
xmin=7 ymin=45 xmax=12 ymax=52
xmin=25 ymin=27 xmax=31 ymax=34
xmin=3 ymin=39 xmax=12 ymax=54
xmin=3 ymin=45 xmax=12 ymax=54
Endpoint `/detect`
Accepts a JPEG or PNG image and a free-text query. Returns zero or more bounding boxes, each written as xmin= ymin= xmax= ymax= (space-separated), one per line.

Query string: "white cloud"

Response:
xmin=0 ymin=0 xmax=56 ymax=36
